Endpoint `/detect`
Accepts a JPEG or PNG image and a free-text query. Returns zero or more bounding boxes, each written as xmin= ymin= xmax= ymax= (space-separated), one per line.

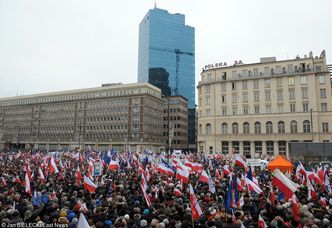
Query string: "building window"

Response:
xmin=277 ymin=78 xmax=283 ymax=87
xmin=266 ymin=141 xmax=274 ymax=156
xmin=222 ymin=141 xmax=229 ymax=154
xmin=232 ymin=123 xmax=239 ymax=134
xmin=232 ymin=106 xmax=238 ymax=115
xmin=232 ymin=141 xmax=240 ymax=153
xmin=242 ymin=69 xmax=248 ymax=78
xmin=206 ymin=96 xmax=211 ymax=105
xmin=303 ymin=103 xmax=309 ymax=112
xmin=278 ymin=121 xmax=285 ymax=133
xmin=222 ymin=107 xmax=227 ymax=116
xmin=288 ymin=64 xmax=293 ymax=73
xmin=290 ymin=103 xmax=296 ymax=112
xmin=320 ymin=89 xmax=327 ymax=98
xmin=264 ymin=67 xmax=270 ymax=76
xmin=265 ymin=91 xmax=271 ymax=101
xmin=288 ymin=77 xmax=295 ymax=86
xmin=242 ymin=80 xmax=248 ymax=90
xmin=265 ymin=105 xmax=271 ymax=113
xmin=278 ymin=141 xmax=286 ymax=155
xmin=243 ymin=141 xmax=251 ymax=158
xmin=254 ymin=91 xmax=260 ymax=102
xmin=243 ymin=122 xmax=250 ymax=134
xmin=205 ymin=85 xmax=210 ymax=93
xmin=276 ymin=66 xmax=282 ymax=74
xmin=253 ymin=80 xmax=259 ymax=89
xmin=254 ymin=105 xmax=260 ymax=114
xmin=255 ymin=141 xmax=262 ymax=153
xmin=243 ymin=93 xmax=248 ymax=103
xmin=266 ymin=121 xmax=273 ymax=134
xmin=221 ymin=83 xmax=226 ymax=92
xmin=301 ymin=87 xmax=308 ymax=99
xmin=232 ymin=82 xmax=237 ymax=91
xmin=221 ymin=95 xmax=226 ymax=104
xmin=303 ymin=120 xmax=311 ymax=133
xmin=321 ymin=103 xmax=327 ymax=112
xmin=277 ymin=104 xmax=284 ymax=113
xmin=232 ymin=94 xmax=237 ymax=103
xmin=253 ymin=68 xmax=258 ymax=77
xmin=254 ymin=122 xmax=261 ymax=134
xmin=315 ymin=65 xmax=322 ymax=72
xmin=232 ymin=70 xmax=237 ymax=79
xmin=289 ymin=89 xmax=295 ymax=100
xmin=243 ymin=105 xmax=249 ymax=115
xmin=206 ymin=109 xmax=211 ymax=116
xmin=290 ymin=120 xmax=298 ymax=133
xmin=206 ymin=124 xmax=212 ymax=135
xmin=222 ymin=123 xmax=228 ymax=134
xmin=319 ymin=75 xmax=325 ymax=84
xmin=301 ymin=75 xmax=307 ymax=84
xmin=322 ymin=122 xmax=329 ymax=133
xmin=199 ymin=124 xmax=202 ymax=134
xmin=277 ymin=89 xmax=283 ymax=101
xmin=264 ymin=79 xmax=271 ymax=88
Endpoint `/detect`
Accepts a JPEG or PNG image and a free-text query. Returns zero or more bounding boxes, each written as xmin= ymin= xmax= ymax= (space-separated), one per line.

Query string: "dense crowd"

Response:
xmin=0 ymin=149 xmax=331 ymax=228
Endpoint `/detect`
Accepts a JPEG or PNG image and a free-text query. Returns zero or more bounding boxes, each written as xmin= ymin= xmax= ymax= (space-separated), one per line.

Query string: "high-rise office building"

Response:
xmin=137 ymin=7 xmax=196 ymax=150
xmin=138 ymin=7 xmax=195 ymax=107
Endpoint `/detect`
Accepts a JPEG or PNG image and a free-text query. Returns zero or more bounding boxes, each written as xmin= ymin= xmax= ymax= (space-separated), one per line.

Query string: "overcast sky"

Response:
xmin=0 ymin=0 xmax=331 ymax=98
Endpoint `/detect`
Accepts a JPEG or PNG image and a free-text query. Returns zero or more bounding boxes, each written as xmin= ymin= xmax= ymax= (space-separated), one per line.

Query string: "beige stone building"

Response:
xmin=163 ymin=95 xmax=188 ymax=152
xmin=0 ymin=83 xmax=165 ymax=152
xmin=197 ymin=51 xmax=332 ymax=158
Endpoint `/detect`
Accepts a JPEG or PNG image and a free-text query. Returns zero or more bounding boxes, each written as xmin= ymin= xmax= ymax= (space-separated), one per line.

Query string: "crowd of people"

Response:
xmin=0 ymin=149 xmax=331 ymax=228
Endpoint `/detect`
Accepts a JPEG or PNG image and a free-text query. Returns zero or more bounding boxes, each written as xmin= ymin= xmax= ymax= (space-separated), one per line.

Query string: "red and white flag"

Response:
xmin=76 ymin=166 xmax=83 ymax=185
xmin=78 ymin=213 xmax=90 ymax=228
xmin=140 ymin=183 xmax=151 ymax=207
xmin=157 ymin=164 xmax=174 ymax=176
xmin=50 ymin=190 xmax=57 ymax=201
xmin=238 ymin=195 xmax=244 ymax=208
xmin=223 ymin=165 xmax=231 ymax=176
xmin=198 ymin=169 xmax=209 ymax=183
xmin=176 ymin=167 xmax=189 ymax=184
xmin=290 ymin=195 xmax=300 ymax=222
xmin=83 ymin=175 xmax=97 ymax=193
xmin=174 ymin=188 xmax=182 ymax=197
xmin=307 ymin=178 xmax=317 ymax=200
xmin=272 ymin=169 xmax=299 ymax=200
xmin=108 ymin=160 xmax=119 ymax=171
xmin=144 ymin=167 xmax=151 ymax=182
xmin=38 ymin=168 xmax=46 ymax=182
xmin=189 ymin=184 xmax=203 ymax=221
xmin=49 ymin=157 xmax=59 ymax=174
xmin=258 ymin=214 xmax=268 ymax=228
xmin=245 ymin=177 xmax=262 ymax=194
xmin=234 ymin=156 xmax=247 ymax=169
xmin=25 ymin=173 xmax=31 ymax=195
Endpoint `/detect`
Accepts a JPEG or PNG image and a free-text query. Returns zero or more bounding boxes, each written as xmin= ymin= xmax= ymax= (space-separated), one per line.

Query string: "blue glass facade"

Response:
xmin=137 ymin=7 xmax=195 ymax=109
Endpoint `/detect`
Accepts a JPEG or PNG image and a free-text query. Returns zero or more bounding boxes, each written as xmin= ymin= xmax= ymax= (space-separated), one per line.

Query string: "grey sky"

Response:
xmin=0 ymin=0 xmax=331 ymax=98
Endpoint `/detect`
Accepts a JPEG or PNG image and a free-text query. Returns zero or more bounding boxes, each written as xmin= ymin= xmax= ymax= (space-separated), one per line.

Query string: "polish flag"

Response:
xmin=140 ymin=183 xmax=152 ymax=207
xmin=76 ymin=167 xmax=83 ymax=185
xmin=83 ymin=175 xmax=97 ymax=193
xmin=77 ymin=200 xmax=88 ymax=214
xmin=174 ymin=188 xmax=182 ymax=197
xmin=238 ymin=195 xmax=244 ymax=208
xmin=245 ymin=177 xmax=262 ymax=194
xmin=258 ymin=214 xmax=268 ymax=228
xmin=38 ymin=168 xmax=46 ymax=182
xmin=325 ymin=174 xmax=332 ymax=193
xmin=215 ymin=169 xmax=221 ymax=180
xmin=237 ymin=175 xmax=245 ymax=191
xmin=25 ymin=173 xmax=31 ymax=195
xmin=145 ymin=167 xmax=151 ymax=182
xmin=140 ymin=174 xmax=148 ymax=192
xmin=290 ymin=195 xmax=300 ymax=222
xmin=199 ymin=170 xmax=209 ymax=183
xmin=25 ymin=161 xmax=31 ymax=180
xmin=138 ymin=162 xmax=144 ymax=174
xmin=234 ymin=156 xmax=247 ymax=169
xmin=223 ymin=165 xmax=231 ymax=176
xmin=307 ymin=171 xmax=323 ymax=185
xmin=320 ymin=197 xmax=327 ymax=208
xmin=50 ymin=190 xmax=57 ymax=201
xmin=176 ymin=167 xmax=189 ymax=184
xmin=157 ymin=164 xmax=174 ymax=176
xmin=78 ymin=213 xmax=90 ymax=228
xmin=272 ymin=169 xmax=299 ymax=200
xmin=108 ymin=160 xmax=119 ymax=171
xmin=296 ymin=162 xmax=307 ymax=177
xmin=307 ymin=178 xmax=317 ymax=200
xmin=269 ymin=183 xmax=275 ymax=206
xmin=49 ymin=157 xmax=59 ymax=174
xmin=317 ymin=166 xmax=325 ymax=182
xmin=189 ymin=184 xmax=203 ymax=221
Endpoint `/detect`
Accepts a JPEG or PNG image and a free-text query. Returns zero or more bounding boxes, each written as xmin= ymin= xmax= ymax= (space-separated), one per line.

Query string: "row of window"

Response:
xmin=201 ymin=120 xmax=330 ymax=134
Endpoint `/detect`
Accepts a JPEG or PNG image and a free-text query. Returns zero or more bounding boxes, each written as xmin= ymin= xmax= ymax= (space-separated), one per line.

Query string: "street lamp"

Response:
xmin=162 ymin=95 xmax=170 ymax=162
xmin=78 ymin=119 xmax=82 ymax=149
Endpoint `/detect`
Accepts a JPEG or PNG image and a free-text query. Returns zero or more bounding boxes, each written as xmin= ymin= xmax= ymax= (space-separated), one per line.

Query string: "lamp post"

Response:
xmin=78 ymin=119 xmax=82 ymax=149
xmin=310 ymin=109 xmax=313 ymax=142
xmin=162 ymin=95 xmax=170 ymax=162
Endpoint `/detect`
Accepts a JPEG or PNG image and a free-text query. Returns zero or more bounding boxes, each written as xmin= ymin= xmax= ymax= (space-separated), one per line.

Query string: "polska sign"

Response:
xmin=204 ymin=62 xmax=224 ymax=70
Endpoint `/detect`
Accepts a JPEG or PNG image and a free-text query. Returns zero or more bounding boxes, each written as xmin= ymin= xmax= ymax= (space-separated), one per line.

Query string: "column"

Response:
xmin=229 ymin=141 xmax=233 ymax=155
xmin=262 ymin=141 xmax=267 ymax=157
xmin=250 ymin=141 xmax=255 ymax=158
xmin=239 ymin=141 xmax=244 ymax=156
xmin=273 ymin=141 xmax=278 ymax=157
xmin=285 ymin=141 xmax=289 ymax=159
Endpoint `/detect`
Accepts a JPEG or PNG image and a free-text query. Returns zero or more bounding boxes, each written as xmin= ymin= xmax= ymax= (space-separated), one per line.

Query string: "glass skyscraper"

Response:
xmin=137 ymin=7 xmax=195 ymax=109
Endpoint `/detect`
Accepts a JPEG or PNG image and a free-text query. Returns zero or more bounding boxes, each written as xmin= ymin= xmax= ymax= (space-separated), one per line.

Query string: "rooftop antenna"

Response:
xmin=154 ymin=0 xmax=157 ymax=8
